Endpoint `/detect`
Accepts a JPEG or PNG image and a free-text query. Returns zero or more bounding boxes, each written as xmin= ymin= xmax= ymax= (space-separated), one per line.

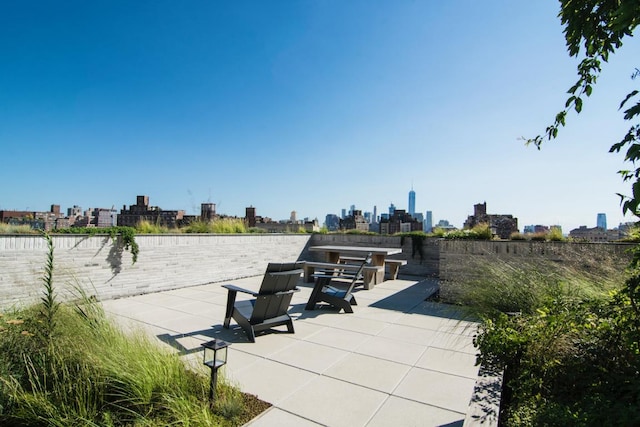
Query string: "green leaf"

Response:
xmin=575 ymin=97 xmax=583 ymax=113
xmin=619 ymin=90 xmax=639 ymax=109
xmin=623 ymin=102 xmax=640 ymax=120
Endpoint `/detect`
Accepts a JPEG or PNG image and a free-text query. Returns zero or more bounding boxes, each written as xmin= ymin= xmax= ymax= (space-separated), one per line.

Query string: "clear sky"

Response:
xmin=1 ymin=1 xmax=639 ymax=232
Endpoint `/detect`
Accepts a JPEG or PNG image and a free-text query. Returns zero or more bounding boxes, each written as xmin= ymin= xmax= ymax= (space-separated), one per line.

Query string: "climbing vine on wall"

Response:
xmin=55 ymin=226 xmax=139 ymax=264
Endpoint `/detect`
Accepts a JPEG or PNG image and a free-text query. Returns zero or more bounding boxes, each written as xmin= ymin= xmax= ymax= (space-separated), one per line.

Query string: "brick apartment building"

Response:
xmin=117 ymin=196 xmax=185 ymax=228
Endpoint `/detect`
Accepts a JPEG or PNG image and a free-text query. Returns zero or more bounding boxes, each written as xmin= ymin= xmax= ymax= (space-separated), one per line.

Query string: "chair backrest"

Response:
xmin=341 ymin=253 xmax=372 ymax=294
xmin=259 ymin=262 xmax=304 ymax=294
xmin=250 ymin=263 xmax=303 ymax=324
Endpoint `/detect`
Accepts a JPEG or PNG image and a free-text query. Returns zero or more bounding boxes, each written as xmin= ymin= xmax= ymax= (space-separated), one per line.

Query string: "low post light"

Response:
xmin=201 ymin=339 xmax=230 ymax=404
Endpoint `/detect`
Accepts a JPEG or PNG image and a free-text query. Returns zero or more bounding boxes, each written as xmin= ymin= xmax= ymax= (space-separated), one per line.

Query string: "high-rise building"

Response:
xmin=245 ymin=206 xmax=256 ymax=227
xmin=389 ymin=203 xmax=396 ymax=216
xmin=117 ymin=195 xmax=184 ymax=228
xmin=597 ymin=213 xmax=607 ymax=230
xmin=290 ymin=211 xmax=297 ymax=222
xmin=201 ymin=203 xmax=216 ymax=221
xmin=373 ymin=205 xmax=378 ymax=224
xmin=325 ymin=214 xmax=340 ymax=231
xmin=425 ymin=211 xmax=433 ymax=232
xmin=68 ymin=205 xmax=82 ymax=218
xmin=408 ymin=188 xmax=416 ymax=216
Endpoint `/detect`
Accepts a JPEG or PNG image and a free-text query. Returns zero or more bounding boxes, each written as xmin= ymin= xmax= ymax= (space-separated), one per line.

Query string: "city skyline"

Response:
xmin=1 ymin=2 xmax=639 ymax=232
xmin=1 ymin=192 xmax=628 ymax=232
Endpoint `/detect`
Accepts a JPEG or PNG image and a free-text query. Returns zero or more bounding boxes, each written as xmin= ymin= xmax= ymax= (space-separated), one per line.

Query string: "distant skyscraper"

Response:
xmin=341 ymin=208 xmax=346 ymax=219
xmin=389 ymin=203 xmax=396 ymax=215
xmin=373 ymin=205 xmax=378 ymax=223
xmin=408 ymin=188 xmax=416 ymax=216
xmin=425 ymin=211 xmax=433 ymax=232
xmin=597 ymin=213 xmax=607 ymax=230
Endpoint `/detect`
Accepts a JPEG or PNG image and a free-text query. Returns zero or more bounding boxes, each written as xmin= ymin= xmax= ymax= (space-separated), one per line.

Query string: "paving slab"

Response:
xmin=101 ymin=275 xmax=491 ymax=427
xmin=353 ymin=334 xmax=428 ymax=365
xmin=228 ymin=357 xmax=317 ymax=404
xmin=367 ymin=396 xmax=465 ymax=427
xmin=277 ymin=375 xmax=388 ymax=427
xmin=246 ymin=408 xmax=324 ymax=426
xmin=393 ymin=367 xmax=477 ymax=414
xmin=323 ymin=352 xmax=411 ymax=393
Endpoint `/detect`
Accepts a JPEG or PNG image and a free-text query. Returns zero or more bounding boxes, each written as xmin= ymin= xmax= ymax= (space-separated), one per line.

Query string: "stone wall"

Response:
xmin=0 ymin=234 xmax=311 ymax=310
xmin=2 ymin=233 xmax=634 ymax=311
xmin=438 ymin=239 xmax=635 ymax=301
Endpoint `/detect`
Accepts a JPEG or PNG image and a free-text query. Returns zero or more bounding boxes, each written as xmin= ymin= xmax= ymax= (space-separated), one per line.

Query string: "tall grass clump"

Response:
xmin=211 ymin=218 xmax=247 ymax=233
xmin=0 ymin=223 xmax=37 ymax=234
xmin=0 ymin=233 xmax=267 ymax=426
xmin=438 ymin=223 xmax=493 ymax=240
xmin=183 ymin=218 xmax=247 ymax=234
xmin=547 ymin=226 xmax=565 ymax=241
xmin=461 ymin=246 xmax=640 ymax=425
xmin=136 ymin=220 xmax=170 ymax=234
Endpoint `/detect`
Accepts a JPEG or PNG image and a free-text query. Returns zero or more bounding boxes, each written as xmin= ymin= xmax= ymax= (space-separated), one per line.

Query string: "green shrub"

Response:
xmin=548 ymin=227 xmax=565 ymax=241
xmin=529 ymin=232 xmax=547 ymax=241
xmin=443 ymin=223 xmax=493 ymax=240
xmin=0 ymin=223 xmax=37 ymax=234
xmin=430 ymin=227 xmax=447 ymax=237
xmin=467 ymin=248 xmax=640 ymax=426
xmin=136 ymin=220 xmax=170 ymax=234
xmin=181 ymin=218 xmax=247 ymax=234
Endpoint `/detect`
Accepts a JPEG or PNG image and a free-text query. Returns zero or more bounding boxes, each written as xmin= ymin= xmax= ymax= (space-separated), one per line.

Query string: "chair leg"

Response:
xmin=223 ymin=289 xmax=238 ymax=329
xmin=340 ymin=301 xmax=354 ymax=314
xmin=246 ymin=326 xmax=256 ymax=343
xmin=305 ymin=277 xmax=328 ymax=310
xmin=286 ymin=318 xmax=295 ymax=334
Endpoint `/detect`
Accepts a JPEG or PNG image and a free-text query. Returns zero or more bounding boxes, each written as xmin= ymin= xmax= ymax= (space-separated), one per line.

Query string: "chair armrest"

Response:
xmin=221 ymin=284 xmax=259 ymax=297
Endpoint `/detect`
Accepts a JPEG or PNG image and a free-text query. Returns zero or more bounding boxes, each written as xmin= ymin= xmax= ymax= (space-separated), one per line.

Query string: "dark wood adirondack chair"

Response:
xmin=222 ymin=262 xmax=303 ymax=342
xmin=305 ymin=254 xmax=372 ymax=313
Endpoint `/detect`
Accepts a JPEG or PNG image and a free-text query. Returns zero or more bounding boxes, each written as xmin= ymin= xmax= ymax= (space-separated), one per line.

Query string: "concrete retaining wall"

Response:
xmin=0 ymin=234 xmax=311 ymax=310
xmin=2 ymin=233 xmax=634 ymax=311
xmin=438 ymin=239 xmax=634 ymax=301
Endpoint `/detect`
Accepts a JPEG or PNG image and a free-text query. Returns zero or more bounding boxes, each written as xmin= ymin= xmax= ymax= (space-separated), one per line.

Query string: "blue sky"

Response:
xmin=1 ymin=1 xmax=639 ymax=232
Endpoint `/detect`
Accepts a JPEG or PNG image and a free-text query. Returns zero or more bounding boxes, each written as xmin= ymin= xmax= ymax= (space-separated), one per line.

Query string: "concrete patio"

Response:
xmin=100 ymin=274 xmax=495 ymax=427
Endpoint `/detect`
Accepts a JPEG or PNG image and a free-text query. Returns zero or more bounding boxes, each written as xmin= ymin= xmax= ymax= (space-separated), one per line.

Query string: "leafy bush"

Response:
xmin=529 ymin=232 xmax=547 ymax=241
xmin=442 ymin=223 xmax=493 ymax=240
xmin=548 ymin=227 xmax=565 ymax=241
xmin=465 ymin=251 xmax=639 ymax=425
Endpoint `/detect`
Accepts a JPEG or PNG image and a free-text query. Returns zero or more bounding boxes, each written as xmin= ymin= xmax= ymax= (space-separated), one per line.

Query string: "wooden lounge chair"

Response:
xmin=222 ymin=262 xmax=303 ymax=342
xmin=305 ymin=254 xmax=372 ymax=313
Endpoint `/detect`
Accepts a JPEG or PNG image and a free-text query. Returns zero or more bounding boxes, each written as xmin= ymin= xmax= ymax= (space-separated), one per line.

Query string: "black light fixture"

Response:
xmin=201 ymin=339 xmax=230 ymax=404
